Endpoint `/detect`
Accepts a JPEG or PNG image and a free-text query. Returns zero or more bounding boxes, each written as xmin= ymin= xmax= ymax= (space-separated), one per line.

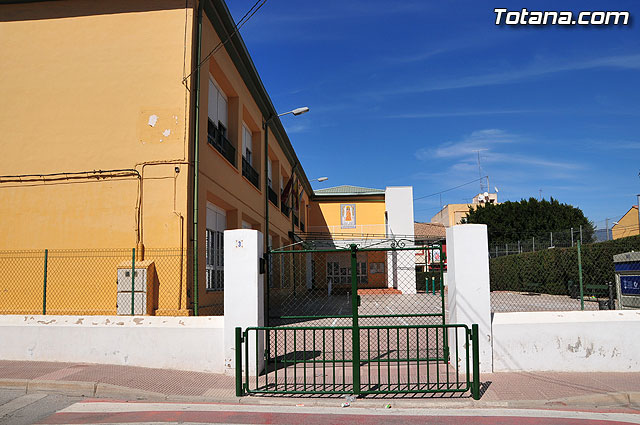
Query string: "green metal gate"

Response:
xmin=235 ymin=239 xmax=480 ymax=399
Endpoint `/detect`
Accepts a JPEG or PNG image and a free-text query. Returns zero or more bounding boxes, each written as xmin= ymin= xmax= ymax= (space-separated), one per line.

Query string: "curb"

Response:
xmin=1 ymin=378 xmax=637 ymax=409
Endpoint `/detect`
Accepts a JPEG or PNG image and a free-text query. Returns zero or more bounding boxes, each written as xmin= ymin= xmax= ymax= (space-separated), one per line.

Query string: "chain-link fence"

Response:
xmin=267 ymin=243 xmax=446 ymax=328
xmin=489 ymin=227 xmax=590 ymax=258
xmin=490 ymin=235 xmax=640 ymax=312
xmin=0 ymin=248 xmax=189 ymax=316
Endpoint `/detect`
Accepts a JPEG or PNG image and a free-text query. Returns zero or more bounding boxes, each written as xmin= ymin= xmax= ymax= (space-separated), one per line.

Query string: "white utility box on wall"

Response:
xmin=116 ymin=260 xmax=157 ymax=315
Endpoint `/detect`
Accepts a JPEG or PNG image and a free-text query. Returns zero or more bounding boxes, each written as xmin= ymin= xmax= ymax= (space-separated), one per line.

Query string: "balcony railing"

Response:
xmin=293 ymin=212 xmax=299 ymax=227
xmin=280 ymin=201 xmax=290 ymax=217
xmin=300 ymin=221 xmax=305 ymax=232
xmin=242 ymin=157 xmax=260 ymax=189
xmin=268 ymin=186 xmax=278 ymax=206
xmin=207 ymin=120 xmax=236 ymax=167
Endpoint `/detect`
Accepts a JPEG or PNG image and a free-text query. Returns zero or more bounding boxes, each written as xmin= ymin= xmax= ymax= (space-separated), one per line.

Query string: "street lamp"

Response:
xmin=278 ymin=107 xmax=309 ymax=117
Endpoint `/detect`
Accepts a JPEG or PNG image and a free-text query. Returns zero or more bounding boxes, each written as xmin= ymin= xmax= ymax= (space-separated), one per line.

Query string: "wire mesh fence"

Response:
xmin=267 ymin=244 xmax=446 ymax=328
xmin=489 ymin=227 xmax=590 ymax=258
xmin=489 ymin=235 xmax=640 ymax=312
xmin=0 ymin=248 xmax=190 ymax=316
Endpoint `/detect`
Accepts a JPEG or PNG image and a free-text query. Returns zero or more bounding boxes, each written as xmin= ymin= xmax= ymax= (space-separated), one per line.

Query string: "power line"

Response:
xmin=183 ymin=0 xmax=269 ymax=84
xmin=414 ymin=176 xmax=488 ymax=201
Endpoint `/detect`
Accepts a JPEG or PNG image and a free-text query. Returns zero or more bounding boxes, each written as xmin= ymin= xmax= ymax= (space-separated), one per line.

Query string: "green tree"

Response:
xmin=462 ymin=197 xmax=595 ymax=245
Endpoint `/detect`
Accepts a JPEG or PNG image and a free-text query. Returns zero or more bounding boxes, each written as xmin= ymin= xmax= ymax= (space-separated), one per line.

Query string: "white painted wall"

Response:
xmin=493 ymin=310 xmax=640 ymax=372
xmin=385 ymin=186 xmax=416 ymax=294
xmin=385 ymin=186 xmax=414 ymax=238
xmin=223 ymin=229 xmax=264 ymax=377
xmin=446 ymin=224 xmax=492 ymax=373
xmin=0 ymin=315 xmax=225 ymax=373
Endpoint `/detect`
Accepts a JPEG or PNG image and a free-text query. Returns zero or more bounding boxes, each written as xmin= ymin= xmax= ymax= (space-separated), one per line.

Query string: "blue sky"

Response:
xmin=227 ymin=1 xmax=640 ymax=228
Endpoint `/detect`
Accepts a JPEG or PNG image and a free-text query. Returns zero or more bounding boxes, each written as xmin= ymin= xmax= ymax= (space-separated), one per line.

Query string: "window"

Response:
xmin=369 ymin=262 xmax=385 ymax=274
xmin=357 ymin=261 xmax=368 ymax=284
xmin=206 ymin=204 xmax=226 ymax=291
xmin=241 ymin=123 xmax=259 ymax=188
xmin=208 ymin=77 xmax=227 ymax=128
xmin=242 ymin=124 xmax=253 ymax=164
xmin=207 ymin=77 xmax=235 ymax=166
xmin=267 ymin=158 xmax=273 ymax=188
xmin=327 ymin=261 xmax=340 ymax=285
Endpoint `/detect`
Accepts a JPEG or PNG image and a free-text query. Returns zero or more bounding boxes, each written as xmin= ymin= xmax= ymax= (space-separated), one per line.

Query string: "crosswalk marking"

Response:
xmin=53 ymin=401 xmax=640 ymax=423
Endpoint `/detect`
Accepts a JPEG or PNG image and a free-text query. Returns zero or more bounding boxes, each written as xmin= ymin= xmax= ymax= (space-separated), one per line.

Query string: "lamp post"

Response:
xmin=263 ymin=106 xmax=309 ymax=326
xmin=637 ymin=194 xmax=640 ymax=237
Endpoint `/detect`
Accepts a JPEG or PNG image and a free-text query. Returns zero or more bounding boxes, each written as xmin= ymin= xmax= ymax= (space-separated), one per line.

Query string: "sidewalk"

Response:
xmin=1 ymin=360 xmax=639 ymax=409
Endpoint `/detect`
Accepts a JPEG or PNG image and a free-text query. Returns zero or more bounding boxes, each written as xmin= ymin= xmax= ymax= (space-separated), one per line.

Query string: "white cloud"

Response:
xmin=415 ymin=129 xmax=515 ymax=160
xmin=388 ymin=109 xmax=535 ymax=119
xmin=382 ymin=53 xmax=640 ymax=95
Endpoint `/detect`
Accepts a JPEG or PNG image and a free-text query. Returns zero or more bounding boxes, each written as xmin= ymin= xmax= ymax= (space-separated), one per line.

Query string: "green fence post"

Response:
xmin=235 ymin=327 xmax=244 ymax=396
xmin=471 ymin=324 xmax=480 ymax=400
xmin=42 ymin=249 xmax=48 ymax=315
xmin=439 ymin=243 xmax=449 ymax=360
xmin=131 ymin=248 xmax=136 ymax=316
xmin=577 ymin=241 xmax=584 ymax=311
xmin=350 ymin=244 xmax=360 ymax=396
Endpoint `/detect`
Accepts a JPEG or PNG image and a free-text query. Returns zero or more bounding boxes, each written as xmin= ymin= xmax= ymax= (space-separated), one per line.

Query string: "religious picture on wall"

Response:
xmin=341 ymin=204 xmax=356 ymax=229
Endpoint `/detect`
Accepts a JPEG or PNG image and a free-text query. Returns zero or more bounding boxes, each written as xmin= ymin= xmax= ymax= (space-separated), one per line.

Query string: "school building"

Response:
xmin=0 ymin=0 xmax=418 ymax=316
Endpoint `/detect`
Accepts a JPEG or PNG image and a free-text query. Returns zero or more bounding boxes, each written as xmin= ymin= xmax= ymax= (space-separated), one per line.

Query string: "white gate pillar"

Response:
xmin=224 ymin=229 xmax=264 ymax=376
xmin=446 ymin=224 xmax=493 ymax=373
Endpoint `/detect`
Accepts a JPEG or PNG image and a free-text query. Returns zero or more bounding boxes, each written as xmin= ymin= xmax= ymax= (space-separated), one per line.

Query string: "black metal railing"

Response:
xmin=268 ymin=186 xmax=278 ymax=206
xmin=293 ymin=212 xmax=299 ymax=227
xmin=208 ymin=120 xmax=236 ymax=167
xmin=242 ymin=157 xmax=260 ymax=189
xmin=300 ymin=221 xmax=305 ymax=232
xmin=281 ymin=201 xmax=290 ymax=217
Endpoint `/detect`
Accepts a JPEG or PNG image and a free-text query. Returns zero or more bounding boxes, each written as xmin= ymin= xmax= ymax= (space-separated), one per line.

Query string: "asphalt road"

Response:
xmin=7 ymin=398 xmax=638 ymax=425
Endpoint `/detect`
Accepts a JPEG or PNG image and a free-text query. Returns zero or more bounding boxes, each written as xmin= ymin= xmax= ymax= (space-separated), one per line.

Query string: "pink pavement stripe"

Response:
xmin=3 ymin=360 xmax=640 ymax=401
xmin=38 ymin=411 xmax=640 ymax=425
xmin=34 ymin=365 xmax=89 ymax=381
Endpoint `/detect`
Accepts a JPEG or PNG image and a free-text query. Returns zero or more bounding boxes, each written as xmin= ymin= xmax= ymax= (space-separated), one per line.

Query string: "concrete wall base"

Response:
xmin=493 ymin=310 xmax=640 ymax=372
xmin=0 ymin=315 xmax=225 ymax=373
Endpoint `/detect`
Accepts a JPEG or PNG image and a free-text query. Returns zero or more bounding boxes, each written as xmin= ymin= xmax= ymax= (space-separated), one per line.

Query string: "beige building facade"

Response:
xmin=0 ymin=0 xmax=312 ymax=316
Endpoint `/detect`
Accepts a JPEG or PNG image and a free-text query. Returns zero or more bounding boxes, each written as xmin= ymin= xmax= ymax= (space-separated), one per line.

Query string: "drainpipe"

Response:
xmin=191 ymin=0 xmax=203 ymax=316
xmin=263 ymin=119 xmax=270 ymax=327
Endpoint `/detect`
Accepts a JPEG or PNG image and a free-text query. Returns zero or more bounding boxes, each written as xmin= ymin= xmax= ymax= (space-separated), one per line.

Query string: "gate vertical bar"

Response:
xmin=578 ymin=240 xmax=584 ymax=311
xmin=42 ymin=249 xmax=48 ymax=315
xmin=131 ymin=248 xmax=135 ymax=316
xmin=350 ymin=244 xmax=360 ymax=395
xmin=471 ymin=324 xmax=480 ymax=400
xmin=439 ymin=243 xmax=449 ymax=360
xmin=235 ymin=327 xmax=243 ymax=396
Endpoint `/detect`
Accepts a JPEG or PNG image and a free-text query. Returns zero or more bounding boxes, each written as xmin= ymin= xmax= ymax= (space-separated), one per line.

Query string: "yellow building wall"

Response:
xmin=0 ymin=0 xmax=310 ymax=316
xmin=0 ymin=1 xmax=193 ymax=315
xmin=431 ymin=203 xmax=474 ymax=227
xmin=612 ymin=207 xmax=640 ymax=240
xmin=308 ymin=198 xmax=387 ymax=237
xmin=193 ymin=11 xmax=308 ymax=315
